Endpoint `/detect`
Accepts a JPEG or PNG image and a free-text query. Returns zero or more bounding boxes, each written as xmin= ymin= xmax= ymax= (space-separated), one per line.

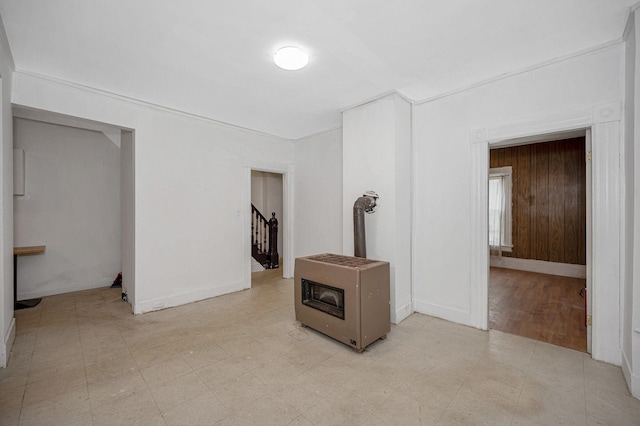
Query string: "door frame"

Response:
xmin=9 ymin=108 xmax=136 ymax=312
xmin=470 ymin=101 xmax=622 ymax=364
xmin=244 ymin=159 xmax=294 ymax=286
xmin=585 ymin=129 xmax=593 ymax=353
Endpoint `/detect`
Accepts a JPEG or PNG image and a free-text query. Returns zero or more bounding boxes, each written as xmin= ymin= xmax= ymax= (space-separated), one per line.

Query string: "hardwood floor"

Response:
xmin=489 ymin=267 xmax=587 ymax=352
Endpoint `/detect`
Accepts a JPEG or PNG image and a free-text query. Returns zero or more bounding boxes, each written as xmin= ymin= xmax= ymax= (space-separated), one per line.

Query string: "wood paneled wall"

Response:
xmin=490 ymin=137 xmax=586 ymax=265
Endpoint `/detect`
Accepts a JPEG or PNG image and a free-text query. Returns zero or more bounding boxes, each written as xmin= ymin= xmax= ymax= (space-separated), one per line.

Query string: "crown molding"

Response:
xmin=12 ymin=69 xmax=293 ymax=142
xmin=416 ymin=38 xmax=624 ymax=106
xmin=340 ymin=89 xmax=414 ymax=113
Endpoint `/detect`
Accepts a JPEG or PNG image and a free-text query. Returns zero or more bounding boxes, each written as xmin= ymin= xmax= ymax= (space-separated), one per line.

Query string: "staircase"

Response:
xmin=251 ymin=204 xmax=279 ymax=269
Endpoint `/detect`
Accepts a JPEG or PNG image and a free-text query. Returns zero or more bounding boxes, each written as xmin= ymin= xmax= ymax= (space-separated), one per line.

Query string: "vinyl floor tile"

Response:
xmin=1 ymin=269 xmax=638 ymax=425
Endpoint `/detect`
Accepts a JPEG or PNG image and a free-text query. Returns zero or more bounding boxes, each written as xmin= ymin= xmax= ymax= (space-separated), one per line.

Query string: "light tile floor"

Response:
xmin=1 ymin=269 xmax=639 ymax=425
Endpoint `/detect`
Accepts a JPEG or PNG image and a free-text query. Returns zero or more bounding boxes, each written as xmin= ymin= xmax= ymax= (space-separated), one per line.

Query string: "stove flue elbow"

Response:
xmin=353 ymin=191 xmax=379 ymax=258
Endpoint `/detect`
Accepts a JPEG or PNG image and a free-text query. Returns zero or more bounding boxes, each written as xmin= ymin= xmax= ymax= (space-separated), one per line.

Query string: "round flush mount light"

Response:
xmin=273 ymin=46 xmax=309 ymax=70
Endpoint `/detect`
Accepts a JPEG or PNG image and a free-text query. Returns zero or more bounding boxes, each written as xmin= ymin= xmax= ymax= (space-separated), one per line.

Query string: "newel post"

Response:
xmin=268 ymin=212 xmax=279 ymax=268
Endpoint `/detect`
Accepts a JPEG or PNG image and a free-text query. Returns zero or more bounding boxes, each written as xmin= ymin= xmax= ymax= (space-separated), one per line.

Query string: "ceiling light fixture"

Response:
xmin=273 ymin=46 xmax=309 ymax=71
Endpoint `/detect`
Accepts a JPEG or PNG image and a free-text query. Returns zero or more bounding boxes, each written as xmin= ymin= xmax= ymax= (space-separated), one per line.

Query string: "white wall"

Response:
xmin=623 ymin=7 xmax=640 ymax=399
xmin=293 ymin=128 xmax=343 ymax=258
xmin=413 ymin=44 xmax=625 ymax=365
xmin=251 ymin=170 xmax=283 ymax=256
xmin=13 ymin=118 xmax=121 ymax=299
xmin=343 ymin=94 xmax=412 ymax=324
xmin=11 ymin=72 xmax=293 ymax=314
xmin=0 ymin=14 xmax=14 ymax=368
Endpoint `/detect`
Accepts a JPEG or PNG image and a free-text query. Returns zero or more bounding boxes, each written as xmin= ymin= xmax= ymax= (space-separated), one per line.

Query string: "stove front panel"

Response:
xmin=294 ymin=257 xmax=361 ymax=349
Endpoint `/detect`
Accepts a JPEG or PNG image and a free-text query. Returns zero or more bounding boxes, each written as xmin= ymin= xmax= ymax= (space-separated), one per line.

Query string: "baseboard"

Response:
xmin=18 ymin=279 xmax=113 ymax=300
xmin=490 ymin=256 xmax=586 ymax=279
xmin=393 ymin=302 xmax=413 ymax=325
xmin=1 ymin=318 xmax=16 ymax=368
xmin=413 ymin=299 xmax=471 ymax=327
xmin=622 ymin=350 xmax=640 ymax=399
xmin=134 ymin=280 xmax=248 ymax=314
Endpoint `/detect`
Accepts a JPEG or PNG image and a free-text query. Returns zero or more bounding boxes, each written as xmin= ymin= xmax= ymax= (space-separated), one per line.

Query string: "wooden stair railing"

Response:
xmin=251 ymin=204 xmax=279 ymax=269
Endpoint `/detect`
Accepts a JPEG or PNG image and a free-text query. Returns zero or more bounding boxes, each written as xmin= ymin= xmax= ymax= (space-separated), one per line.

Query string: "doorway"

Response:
xmin=487 ymin=133 xmax=590 ymax=352
xmin=245 ymin=161 xmax=293 ymax=288
xmin=12 ymin=107 xmax=135 ymax=311
xmin=471 ymin=105 xmax=622 ymax=364
xmin=250 ymin=170 xmax=283 ymax=274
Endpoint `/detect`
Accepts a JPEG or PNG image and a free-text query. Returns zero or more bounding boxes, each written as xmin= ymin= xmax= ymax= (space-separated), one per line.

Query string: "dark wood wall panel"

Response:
xmin=516 ymin=145 xmax=531 ymax=259
xmin=548 ymin=141 xmax=564 ymax=262
xmin=534 ymin=143 xmax=549 ymax=260
xmin=563 ymin=142 xmax=580 ymax=264
xmin=490 ymin=137 xmax=586 ymax=265
xmin=577 ymin=143 xmax=586 ymax=264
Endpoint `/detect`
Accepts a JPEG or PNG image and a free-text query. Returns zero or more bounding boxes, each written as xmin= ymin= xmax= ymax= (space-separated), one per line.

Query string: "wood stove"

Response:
xmin=294 ymin=253 xmax=390 ymax=352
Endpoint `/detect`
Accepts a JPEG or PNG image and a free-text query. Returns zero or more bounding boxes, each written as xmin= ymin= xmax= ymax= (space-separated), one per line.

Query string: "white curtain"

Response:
xmin=488 ymin=176 xmax=505 ymax=256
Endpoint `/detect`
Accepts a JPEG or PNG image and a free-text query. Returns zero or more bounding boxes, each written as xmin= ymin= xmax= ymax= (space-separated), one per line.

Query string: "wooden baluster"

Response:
xmin=263 ymin=221 xmax=267 ymax=258
xmin=255 ymin=211 xmax=259 ymax=247
xmin=258 ymin=216 xmax=262 ymax=253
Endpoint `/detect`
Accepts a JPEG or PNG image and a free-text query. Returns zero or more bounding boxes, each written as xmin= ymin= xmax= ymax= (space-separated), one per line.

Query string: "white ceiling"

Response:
xmin=0 ymin=0 xmax=636 ymax=139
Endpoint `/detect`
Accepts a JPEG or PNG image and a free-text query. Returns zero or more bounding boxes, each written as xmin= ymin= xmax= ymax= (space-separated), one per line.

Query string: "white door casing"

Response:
xmin=470 ymin=101 xmax=622 ymax=365
xmin=244 ymin=159 xmax=295 ymax=286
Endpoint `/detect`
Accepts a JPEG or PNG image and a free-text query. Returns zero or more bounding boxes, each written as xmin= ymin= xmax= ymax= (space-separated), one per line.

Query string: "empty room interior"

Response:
xmin=1 ymin=1 xmax=640 ymax=424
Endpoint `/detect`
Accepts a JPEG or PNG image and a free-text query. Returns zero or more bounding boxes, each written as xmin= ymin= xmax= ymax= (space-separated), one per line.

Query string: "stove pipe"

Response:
xmin=353 ymin=192 xmax=378 ymax=258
